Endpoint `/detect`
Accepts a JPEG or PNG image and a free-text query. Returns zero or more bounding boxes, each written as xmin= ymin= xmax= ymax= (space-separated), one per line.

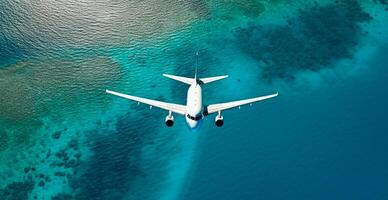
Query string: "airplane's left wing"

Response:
xmin=106 ymin=90 xmax=186 ymax=115
xmin=206 ymin=93 xmax=278 ymax=114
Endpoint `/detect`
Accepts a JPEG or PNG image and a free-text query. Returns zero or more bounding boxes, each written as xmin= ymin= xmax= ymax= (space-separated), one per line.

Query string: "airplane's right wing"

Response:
xmin=206 ymin=93 xmax=278 ymax=114
xmin=106 ymin=90 xmax=187 ymax=115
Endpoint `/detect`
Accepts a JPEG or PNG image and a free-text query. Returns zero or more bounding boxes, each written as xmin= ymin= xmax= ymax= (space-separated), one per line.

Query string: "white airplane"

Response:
xmin=106 ymin=68 xmax=278 ymax=130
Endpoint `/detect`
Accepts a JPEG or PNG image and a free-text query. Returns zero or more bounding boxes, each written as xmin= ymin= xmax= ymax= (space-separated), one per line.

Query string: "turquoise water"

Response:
xmin=1 ymin=0 xmax=387 ymax=199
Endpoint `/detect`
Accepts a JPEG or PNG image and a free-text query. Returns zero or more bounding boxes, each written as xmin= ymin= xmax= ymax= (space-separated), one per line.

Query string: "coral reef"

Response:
xmin=233 ymin=0 xmax=372 ymax=81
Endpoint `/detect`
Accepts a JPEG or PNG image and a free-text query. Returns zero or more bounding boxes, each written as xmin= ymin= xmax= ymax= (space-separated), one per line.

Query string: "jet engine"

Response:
xmin=165 ymin=115 xmax=174 ymax=127
xmin=215 ymin=115 xmax=224 ymax=127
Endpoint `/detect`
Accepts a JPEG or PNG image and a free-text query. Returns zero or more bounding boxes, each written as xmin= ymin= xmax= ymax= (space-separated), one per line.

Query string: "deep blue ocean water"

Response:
xmin=1 ymin=0 xmax=387 ymax=200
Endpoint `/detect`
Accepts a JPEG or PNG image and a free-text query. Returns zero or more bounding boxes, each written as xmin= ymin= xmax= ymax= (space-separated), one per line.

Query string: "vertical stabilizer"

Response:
xmin=195 ymin=51 xmax=198 ymax=80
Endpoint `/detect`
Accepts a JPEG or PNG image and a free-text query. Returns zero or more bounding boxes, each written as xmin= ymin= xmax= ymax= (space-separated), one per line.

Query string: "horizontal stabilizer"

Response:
xmin=199 ymin=75 xmax=228 ymax=84
xmin=163 ymin=74 xmax=194 ymax=85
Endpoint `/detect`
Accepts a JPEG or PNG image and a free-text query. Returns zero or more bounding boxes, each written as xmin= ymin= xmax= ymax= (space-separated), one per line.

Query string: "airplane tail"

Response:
xmin=163 ymin=52 xmax=228 ymax=85
xmin=163 ymin=74 xmax=228 ymax=85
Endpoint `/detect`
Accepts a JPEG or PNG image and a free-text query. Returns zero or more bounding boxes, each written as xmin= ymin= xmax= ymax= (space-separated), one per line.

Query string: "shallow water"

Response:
xmin=1 ymin=0 xmax=388 ymax=199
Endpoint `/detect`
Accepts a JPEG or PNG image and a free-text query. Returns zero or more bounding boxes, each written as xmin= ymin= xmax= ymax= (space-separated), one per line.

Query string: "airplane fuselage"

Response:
xmin=185 ymin=82 xmax=204 ymax=129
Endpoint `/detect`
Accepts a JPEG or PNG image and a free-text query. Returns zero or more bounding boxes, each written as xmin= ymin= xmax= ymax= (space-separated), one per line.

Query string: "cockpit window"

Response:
xmin=187 ymin=114 xmax=203 ymax=121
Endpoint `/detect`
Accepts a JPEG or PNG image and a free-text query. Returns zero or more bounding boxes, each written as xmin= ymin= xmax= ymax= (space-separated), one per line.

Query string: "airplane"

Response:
xmin=106 ymin=60 xmax=278 ymax=130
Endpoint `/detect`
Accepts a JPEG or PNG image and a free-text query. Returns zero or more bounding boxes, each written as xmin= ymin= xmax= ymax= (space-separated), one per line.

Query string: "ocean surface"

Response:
xmin=0 ymin=0 xmax=387 ymax=199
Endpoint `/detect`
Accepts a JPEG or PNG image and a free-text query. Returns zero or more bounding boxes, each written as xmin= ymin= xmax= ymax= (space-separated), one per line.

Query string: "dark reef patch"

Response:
xmin=0 ymin=131 xmax=9 ymax=152
xmin=229 ymin=0 xmax=266 ymax=18
xmin=214 ymin=0 xmax=266 ymax=21
xmin=186 ymin=0 xmax=211 ymax=19
xmin=233 ymin=0 xmax=372 ymax=81
xmin=0 ymin=34 xmax=26 ymax=68
xmin=0 ymin=181 xmax=34 ymax=200
xmin=374 ymin=0 xmax=387 ymax=5
xmin=50 ymin=140 xmax=81 ymax=170
xmin=71 ymin=109 xmax=170 ymax=199
xmin=51 ymin=193 xmax=74 ymax=200
xmin=52 ymin=131 xmax=62 ymax=140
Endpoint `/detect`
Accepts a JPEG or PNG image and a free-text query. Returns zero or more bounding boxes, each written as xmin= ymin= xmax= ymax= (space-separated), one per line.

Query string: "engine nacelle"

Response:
xmin=215 ymin=115 xmax=224 ymax=127
xmin=165 ymin=115 xmax=174 ymax=127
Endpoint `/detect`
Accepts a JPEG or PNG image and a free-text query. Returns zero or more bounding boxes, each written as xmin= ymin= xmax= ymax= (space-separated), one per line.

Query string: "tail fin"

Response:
xmin=163 ymin=74 xmax=194 ymax=85
xmin=195 ymin=51 xmax=198 ymax=80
